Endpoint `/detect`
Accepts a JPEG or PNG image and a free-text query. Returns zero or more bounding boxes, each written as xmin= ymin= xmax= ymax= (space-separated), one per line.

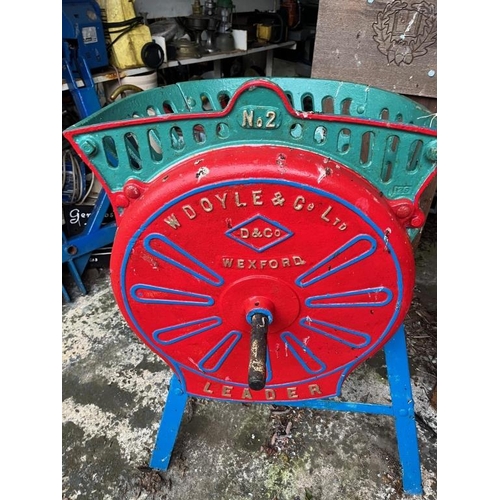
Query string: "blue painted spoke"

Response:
xmin=296 ymin=235 xmax=377 ymax=288
xmin=265 ymin=347 xmax=273 ymax=383
xmin=299 ymin=318 xmax=371 ymax=348
xmin=153 ymin=316 xmax=222 ymax=345
xmin=281 ymin=332 xmax=327 ymax=375
xmin=131 ymin=283 xmax=215 ymax=306
xmin=306 ymin=287 xmax=393 ymax=308
xmin=144 ymin=233 xmax=224 ymax=286
xmin=198 ymin=331 xmax=242 ymax=373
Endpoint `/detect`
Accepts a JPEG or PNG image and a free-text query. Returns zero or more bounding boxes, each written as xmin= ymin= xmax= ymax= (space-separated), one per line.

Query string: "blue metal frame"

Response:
xmin=62 ymin=47 xmax=117 ymax=300
xmin=149 ymin=325 xmax=423 ymax=495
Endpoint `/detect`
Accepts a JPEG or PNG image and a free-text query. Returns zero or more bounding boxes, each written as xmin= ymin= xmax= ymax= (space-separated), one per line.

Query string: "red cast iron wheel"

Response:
xmin=110 ymin=146 xmax=415 ymax=402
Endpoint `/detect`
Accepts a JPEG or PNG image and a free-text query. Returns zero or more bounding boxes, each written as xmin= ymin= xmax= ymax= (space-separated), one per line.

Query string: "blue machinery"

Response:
xmin=62 ymin=0 xmax=117 ymax=301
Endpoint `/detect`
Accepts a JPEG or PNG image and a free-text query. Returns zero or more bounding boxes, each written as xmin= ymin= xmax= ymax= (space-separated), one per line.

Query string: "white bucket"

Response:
xmin=104 ymin=71 xmax=158 ymax=101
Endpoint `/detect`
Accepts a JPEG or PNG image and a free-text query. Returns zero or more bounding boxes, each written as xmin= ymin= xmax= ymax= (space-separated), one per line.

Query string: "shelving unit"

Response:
xmin=62 ymin=40 xmax=296 ymax=91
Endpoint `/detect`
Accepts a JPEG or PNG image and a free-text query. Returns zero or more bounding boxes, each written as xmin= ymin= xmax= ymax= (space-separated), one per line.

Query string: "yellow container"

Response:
xmin=101 ymin=0 xmax=153 ymax=69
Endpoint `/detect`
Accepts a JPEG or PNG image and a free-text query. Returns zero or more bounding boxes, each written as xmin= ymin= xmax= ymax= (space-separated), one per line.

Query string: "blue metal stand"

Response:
xmin=150 ymin=374 xmax=189 ymax=471
xmin=149 ymin=325 xmax=423 ymax=495
xmin=62 ymin=48 xmax=117 ymax=301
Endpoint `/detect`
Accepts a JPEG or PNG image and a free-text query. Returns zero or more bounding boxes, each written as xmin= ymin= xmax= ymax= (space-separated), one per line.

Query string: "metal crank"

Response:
xmin=64 ymin=77 xmax=437 ymax=495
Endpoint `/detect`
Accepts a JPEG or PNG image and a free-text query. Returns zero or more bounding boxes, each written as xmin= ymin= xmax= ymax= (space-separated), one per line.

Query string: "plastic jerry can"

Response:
xmin=101 ymin=0 xmax=153 ymax=69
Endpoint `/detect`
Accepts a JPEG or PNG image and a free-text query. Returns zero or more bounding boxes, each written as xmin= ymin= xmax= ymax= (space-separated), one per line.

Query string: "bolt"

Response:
xmin=186 ymin=97 xmax=196 ymax=108
xmin=425 ymin=140 xmax=437 ymax=161
xmin=81 ymin=139 xmax=98 ymax=157
xmin=428 ymin=69 xmax=436 ymax=77
xmin=174 ymin=388 xmax=184 ymax=396
xmin=357 ymin=105 xmax=365 ymax=114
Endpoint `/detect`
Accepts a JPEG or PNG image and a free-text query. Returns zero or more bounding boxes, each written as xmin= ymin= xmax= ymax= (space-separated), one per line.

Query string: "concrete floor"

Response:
xmin=62 ymin=212 xmax=437 ymax=500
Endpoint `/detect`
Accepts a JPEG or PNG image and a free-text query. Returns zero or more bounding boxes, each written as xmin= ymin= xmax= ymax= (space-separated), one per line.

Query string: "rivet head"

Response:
xmin=81 ymin=139 xmax=97 ymax=157
xmin=115 ymin=194 xmax=129 ymax=208
xmin=124 ymin=184 xmax=141 ymax=199
xmin=396 ymin=204 xmax=412 ymax=218
xmin=186 ymin=97 xmax=196 ymax=108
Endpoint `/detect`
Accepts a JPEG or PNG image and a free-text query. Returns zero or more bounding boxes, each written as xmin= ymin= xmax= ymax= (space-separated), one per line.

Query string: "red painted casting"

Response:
xmin=110 ymin=146 xmax=415 ymax=402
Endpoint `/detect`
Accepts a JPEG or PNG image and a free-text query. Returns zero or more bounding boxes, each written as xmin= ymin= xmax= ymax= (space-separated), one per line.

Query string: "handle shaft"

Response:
xmin=248 ymin=313 xmax=269 ymax=391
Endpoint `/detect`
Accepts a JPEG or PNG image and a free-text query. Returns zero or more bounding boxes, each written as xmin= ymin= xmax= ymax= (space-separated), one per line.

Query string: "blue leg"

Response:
xmin=62 ymin=284 xmax=71 ymax=303
xmin=384 ymin=325 xmax=423 ymax=495
xmin=149 ymin=374 xmax=188 ymax=471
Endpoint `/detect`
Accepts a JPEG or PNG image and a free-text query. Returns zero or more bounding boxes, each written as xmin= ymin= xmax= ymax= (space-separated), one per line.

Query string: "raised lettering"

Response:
xmin=200 ymin=197 xmax=214 ymax=212
xmin=321 ymin=206 xmax=332 ymax=222
xmin=287 ymin=387 xmax=298 ymax=399
xmin=293 ymin=256 xmax=306 ymax=265
xmin=164 ymin=214 xmax=181 ymax=229
xmin=242 ymin=388 xmax=253 ymax=399
xmin=293 ymin=195 xmax=305 ymax=210
xmin=222 ymin=385 xmax=233 ymax=397
xmin=266 ymin=110 xmax=277 ymax=128
xmin=220 ymin=256 xmax=306 ymax=270
xmin=265 ymin=389 xmax=276 ymax=400
xmin=242 ymin=109 xmax=253 ymax=127
xmin=252 ymin=190 xmax=263 ymax=205
xmin=235 ymin=192 xmax=247 ymax=207
xmin=215 ymin=192 xmax=228 ymax=209
xmin=272 ymin=192 xmax=285 ymax=206
xmin=182 ymin=205 xmax=197 ymax=219
xmin=203 ymin=382 xmax=213 ymax=394
xmin=309 ymin=384 xmax=322 ymax=396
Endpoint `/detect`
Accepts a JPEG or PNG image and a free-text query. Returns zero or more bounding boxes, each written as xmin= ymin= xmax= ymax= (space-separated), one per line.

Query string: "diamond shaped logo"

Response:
xmin=225 ymin=215 xmax=293 ymax=253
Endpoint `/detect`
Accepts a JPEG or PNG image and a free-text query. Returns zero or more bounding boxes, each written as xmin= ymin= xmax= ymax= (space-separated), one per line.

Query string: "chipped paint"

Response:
xmin=196 ymin=166 xmax=210 ymax=181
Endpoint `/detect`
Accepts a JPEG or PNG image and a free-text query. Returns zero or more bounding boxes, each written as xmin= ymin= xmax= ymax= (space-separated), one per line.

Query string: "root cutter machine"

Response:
xmin=64 ymin=77 xmax=437 ymax=495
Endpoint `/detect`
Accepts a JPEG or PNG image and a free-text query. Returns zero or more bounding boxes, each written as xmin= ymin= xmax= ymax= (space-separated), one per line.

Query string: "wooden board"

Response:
xmin=311 ymin=0 xmax=437 ymax=98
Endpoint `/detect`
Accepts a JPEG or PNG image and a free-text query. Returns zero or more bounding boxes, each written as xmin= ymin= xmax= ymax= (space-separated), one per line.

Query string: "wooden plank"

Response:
xmin=311 ymin=0 xmax=437 ymax=98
